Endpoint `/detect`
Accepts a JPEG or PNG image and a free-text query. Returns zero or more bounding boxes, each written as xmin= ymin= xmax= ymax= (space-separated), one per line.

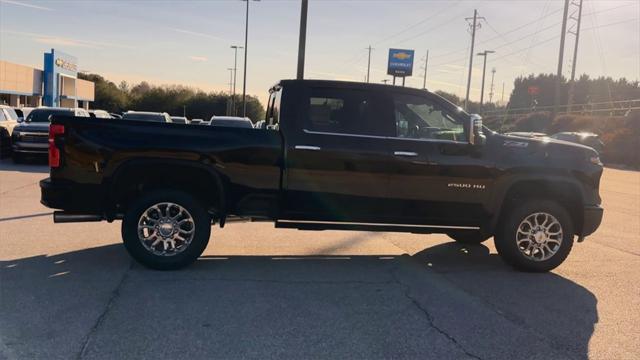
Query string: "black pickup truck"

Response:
xmin=40 ymin=80 xmax=603 ymax=272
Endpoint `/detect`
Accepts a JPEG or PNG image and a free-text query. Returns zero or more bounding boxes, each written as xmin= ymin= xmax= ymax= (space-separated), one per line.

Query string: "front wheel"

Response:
xmin=495 ymin=199 xmax=574 ymax=272
xmin=122 ymin=190 xmax=211 ymax=270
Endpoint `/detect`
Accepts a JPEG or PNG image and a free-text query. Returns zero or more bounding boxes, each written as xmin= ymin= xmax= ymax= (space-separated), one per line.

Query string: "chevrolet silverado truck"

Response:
xmin=40 ymin=80 xmax=604 ymax=271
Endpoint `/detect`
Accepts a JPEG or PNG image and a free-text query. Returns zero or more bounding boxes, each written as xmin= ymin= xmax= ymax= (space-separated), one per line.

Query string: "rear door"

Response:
xmin=282 ymin=85 xmax=395 ymax=223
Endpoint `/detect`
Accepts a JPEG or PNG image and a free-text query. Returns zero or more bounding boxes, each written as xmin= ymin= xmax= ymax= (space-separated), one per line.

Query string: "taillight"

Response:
xmin=49 ymin=124 xmax=65 ymax=168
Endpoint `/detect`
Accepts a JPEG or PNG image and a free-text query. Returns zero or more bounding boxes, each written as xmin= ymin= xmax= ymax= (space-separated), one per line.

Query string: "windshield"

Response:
xmin=4 ymin=108 xmax=19 ymax=121
xmin=26 ymin=109 xmax=73 ymax=123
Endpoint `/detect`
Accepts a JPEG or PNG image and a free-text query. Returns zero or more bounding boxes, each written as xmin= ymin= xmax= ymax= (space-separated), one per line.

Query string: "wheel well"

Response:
xmin=110 ymin=162 xmax=225 ymax=218
xmin=499 ymin=180 xmax=583 ymax=234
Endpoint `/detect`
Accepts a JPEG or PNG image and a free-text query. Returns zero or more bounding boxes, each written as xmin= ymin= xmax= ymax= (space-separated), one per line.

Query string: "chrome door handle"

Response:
xmin=394 ymin=151 xmax=418 ymax=157
xmin=295 ymin=145 xmax=321 ymax=151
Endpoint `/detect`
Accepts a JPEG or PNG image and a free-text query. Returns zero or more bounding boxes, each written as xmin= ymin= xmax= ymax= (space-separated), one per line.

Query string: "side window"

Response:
xmin=0 ymin=110 xmax=6 ymax=122
xmin=393 ymin=94 xmax=466 ymax=142
xmin=306 ymin=88 xmax=385 ymax=136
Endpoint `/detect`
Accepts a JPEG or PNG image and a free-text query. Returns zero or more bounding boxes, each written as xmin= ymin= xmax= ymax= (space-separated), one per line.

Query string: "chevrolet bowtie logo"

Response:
xmin=392 ymin=52 xmax=412 ymax=60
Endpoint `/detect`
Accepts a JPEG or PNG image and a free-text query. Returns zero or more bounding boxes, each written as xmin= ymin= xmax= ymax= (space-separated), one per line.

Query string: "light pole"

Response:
xmin=477 ymin=50 xmax=495 ymax=107
xmin=230 ymin=45 xmax=243 ymax=116
xmin=241 ymin=0 xmax=260 ymax=118
xmin=297 ymin=0 xmax=308 ymax=79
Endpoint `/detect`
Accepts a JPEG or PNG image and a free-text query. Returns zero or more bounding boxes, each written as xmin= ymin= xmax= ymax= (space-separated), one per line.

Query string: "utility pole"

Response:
xmin=296 ymin=0 xmax=308 ymax=79
xmin=365 ymin=45 xmax=373 ymax=83
xmin=241 ymin=0 xmax=259 ymax=118
xmin=230 ymin=45 xmax=243 ymax=116
xmin=422 ymin=50 xmax=429 ymax=89
xmin=227 ymin=68 xmax=233 ymax=115
xmin=567 ymin=0 xmax=584 ymax=111
xmin=489 ymin=67 xmax=496 ymax=104
xmin=554 ymin=0 xmax=571 ymax=115
xmin=477 ymin=50 xmax=495 ymax=106
xmin=464 ymin=9 xmax=484 ymax=110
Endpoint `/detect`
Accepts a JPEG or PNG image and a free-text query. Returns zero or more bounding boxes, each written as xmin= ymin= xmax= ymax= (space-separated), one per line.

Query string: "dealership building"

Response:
xmin=0 ymin=49 xmax=95 ymax=109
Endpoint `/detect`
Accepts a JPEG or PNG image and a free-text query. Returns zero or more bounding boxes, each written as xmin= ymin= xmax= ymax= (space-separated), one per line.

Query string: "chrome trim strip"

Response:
xmin=13 ymin=142 xmax=48 ymax=148
xmin=277 ymin=219 xmax=479 ymax=230
xmin=393 ymin=151 xmax=418 ymax=157
xmin=303 ymin=128 xmax=387 ymax=140
xmin=302 ymin=128 xmax=468 ymax=144
xmin=17 ymin=132 xmax=48 ymax=136
xmin=295 ymin=145 xmax=321 ymax=151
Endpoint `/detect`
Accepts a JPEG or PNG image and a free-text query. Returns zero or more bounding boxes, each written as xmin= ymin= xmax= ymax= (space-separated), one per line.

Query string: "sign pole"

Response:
xmin=402 ymin=77 xmax=405 ymax=87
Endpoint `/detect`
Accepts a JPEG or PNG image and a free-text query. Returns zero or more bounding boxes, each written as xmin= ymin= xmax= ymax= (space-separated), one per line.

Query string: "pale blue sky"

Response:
xmin=1 ymin=0 xmax=638 ymax=105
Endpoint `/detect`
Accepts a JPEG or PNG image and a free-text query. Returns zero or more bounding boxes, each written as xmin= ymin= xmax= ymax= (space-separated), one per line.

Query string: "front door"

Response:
xmin=282 ymin=86 xmax=395 ymax=223
xmin=385 ymin=93 xmax=494 ymax=227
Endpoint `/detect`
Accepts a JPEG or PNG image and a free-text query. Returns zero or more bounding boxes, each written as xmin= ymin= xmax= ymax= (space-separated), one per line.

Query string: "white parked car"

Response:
xmin=209 ymin=116 xmax=254 ymax=128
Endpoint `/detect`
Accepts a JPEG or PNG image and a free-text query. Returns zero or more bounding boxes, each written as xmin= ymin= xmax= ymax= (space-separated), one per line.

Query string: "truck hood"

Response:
xmin=14 ymin=122 xmax=50 ymax=133
xmin=492 ymin=132 xmax=599 ymax=167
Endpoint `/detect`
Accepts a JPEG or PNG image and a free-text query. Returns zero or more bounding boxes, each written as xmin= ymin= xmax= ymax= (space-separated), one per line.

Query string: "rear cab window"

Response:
xmin=303 ymin=87 xmax=389 ymax=137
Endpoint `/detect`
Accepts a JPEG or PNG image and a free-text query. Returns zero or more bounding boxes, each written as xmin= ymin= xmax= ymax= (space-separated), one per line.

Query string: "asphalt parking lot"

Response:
xmin=1 ymin=158 xmax=639 ymax=360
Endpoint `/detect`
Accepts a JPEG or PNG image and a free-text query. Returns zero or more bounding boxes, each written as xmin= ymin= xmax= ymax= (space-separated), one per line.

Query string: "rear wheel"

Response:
xmin=447 ymin=231 xmax=491 ymax=244
xmin=122 ymin=190 xmax=211 ymax=270
xmin=495 ymin=199 xmax=574 ymax=272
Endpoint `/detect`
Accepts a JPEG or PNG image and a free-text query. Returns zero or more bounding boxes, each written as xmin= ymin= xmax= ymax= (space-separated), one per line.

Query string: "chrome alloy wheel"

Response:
xmin=137 ymin=202 xmax=195 ymax=256
xmin=515 ymin=212 xmax=563 ymax=262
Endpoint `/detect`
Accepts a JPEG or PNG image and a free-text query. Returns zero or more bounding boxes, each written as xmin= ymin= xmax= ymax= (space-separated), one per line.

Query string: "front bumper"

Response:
xmin=12 ymin=142 xmax=48 ymax=154
xmin=581 ymin=205 xmax=603 ymax=237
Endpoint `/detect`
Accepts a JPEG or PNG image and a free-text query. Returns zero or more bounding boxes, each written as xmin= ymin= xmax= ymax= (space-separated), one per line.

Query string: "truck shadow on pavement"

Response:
xmin=1 ymin=242 xmax=597 ymax=359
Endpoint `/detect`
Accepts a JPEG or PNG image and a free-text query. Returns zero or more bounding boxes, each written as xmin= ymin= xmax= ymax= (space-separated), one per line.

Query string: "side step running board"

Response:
xmin=53 ymin=211 xmax=103 ymax=223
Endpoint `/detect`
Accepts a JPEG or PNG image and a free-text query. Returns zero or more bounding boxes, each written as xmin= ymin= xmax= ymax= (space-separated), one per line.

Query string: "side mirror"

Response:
xmin=469 ymin=114 xmax=486 ymax=146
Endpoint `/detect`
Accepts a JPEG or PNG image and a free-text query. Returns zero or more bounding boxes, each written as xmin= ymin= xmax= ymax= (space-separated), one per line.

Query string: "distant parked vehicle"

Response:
xmin=209 ymin=116 xmax=254 ymax=128
xmin=1 ymin=105 xmax=20 ymax=156
xmin=12 ymin=107 xmax=89 ymax=162
xmin=110 ymin=113 xmax=123 ymax=119
xmin=171 ymin=116 xmax=190 ymax=124
xmin=504 ymin=132 xmax=548 ymax=139
xmin=89 ymin=110 xmax=113 ymax=119
xmin=253 ymin=120 xmax=266 ymax=129
xmin=551 ymin=132 xmax=604 ymax=154
xmin=13 ymin=107 xmax=36 ymax=122
xmin=122 ymin=111 xmax=172 ymax=123
xmin=190 ymin=119 xmax=204 ymax=125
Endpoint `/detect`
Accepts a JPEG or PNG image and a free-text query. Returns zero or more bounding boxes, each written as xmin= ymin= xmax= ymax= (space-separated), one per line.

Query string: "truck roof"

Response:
xmin=273 ymin=79 xmax=433 ymax=97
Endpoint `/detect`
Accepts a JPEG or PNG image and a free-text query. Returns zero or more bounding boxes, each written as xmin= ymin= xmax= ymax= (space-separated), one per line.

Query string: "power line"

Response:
xmin=372 ymin=0 xmax=462 ymax=47
xmin=426 ymin=2 xmax=633 ymax=63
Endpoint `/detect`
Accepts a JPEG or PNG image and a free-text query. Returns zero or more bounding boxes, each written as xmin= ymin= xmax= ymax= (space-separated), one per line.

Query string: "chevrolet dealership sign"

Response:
xmin=387 ymin=48 xmax=414 ymax=77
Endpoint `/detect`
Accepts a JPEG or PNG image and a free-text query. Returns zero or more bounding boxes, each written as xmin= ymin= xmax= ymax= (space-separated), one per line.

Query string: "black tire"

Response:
xmin=495 ymin=199 xmax=574 ymax=272
xmin=122 ymin=189 xmax=211 ymax=270
xmin=447 ymin=231 xmax=491 ymax=244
